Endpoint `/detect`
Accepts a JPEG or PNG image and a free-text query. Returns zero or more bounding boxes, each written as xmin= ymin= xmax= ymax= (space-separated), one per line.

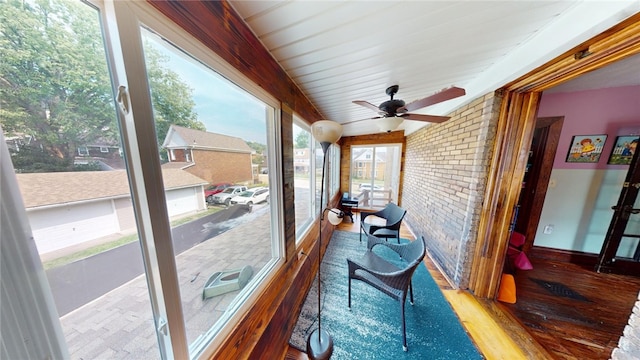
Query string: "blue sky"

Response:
xmin=145 ymin=32 xmax=268 ymax=145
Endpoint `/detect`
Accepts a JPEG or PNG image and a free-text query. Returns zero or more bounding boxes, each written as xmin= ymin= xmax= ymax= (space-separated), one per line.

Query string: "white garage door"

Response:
xmin=29 ymin=201 xmax=118 ymax=255
xmin=166 ymin=187 xmax=199 ymax=217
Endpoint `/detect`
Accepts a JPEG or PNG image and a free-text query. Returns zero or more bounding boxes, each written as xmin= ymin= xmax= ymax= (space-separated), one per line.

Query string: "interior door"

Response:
xmin=514 ymin=117 xmax=563 ymax=253
xmin=596 ymin=143 xmax=640 ymax=275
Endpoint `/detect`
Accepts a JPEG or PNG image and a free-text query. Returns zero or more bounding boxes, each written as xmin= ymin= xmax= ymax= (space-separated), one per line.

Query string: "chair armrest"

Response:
xmin=368 ymin=224 xmax=385 ymax=234
xmin=360 ymin=210 xmax=377 ymax=222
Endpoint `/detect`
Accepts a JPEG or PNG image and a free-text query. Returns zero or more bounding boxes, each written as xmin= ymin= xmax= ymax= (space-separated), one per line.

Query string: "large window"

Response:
xmin=0 ymin=1 xmax=282 ymax=359
xmin=293 ymin=120 xmax=315 ymax=241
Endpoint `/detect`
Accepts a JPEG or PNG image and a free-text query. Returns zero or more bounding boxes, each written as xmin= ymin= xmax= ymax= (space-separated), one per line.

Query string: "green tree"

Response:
xmin=0 ymin=0 xmax=203 ymax=171
xmin=1 ymin=0 xmax=115 ymax=170
xmin=143 ymin=40 xmax=204 ymax=161
xmin=295 ymin=130 xmax=309 ymax=149
xmin=246 ymin=140 xmax=266 ymax=166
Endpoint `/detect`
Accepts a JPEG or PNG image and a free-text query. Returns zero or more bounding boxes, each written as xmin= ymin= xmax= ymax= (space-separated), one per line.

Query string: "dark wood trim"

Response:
xmin=471 ymin=91 xmax=540 ymax=298
xmin=508 ymin=13 xmax=640 ymax=92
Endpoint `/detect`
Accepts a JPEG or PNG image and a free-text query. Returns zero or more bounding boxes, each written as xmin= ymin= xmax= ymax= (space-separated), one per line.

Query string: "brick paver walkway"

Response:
xmin=61 ymin=206 xmax=273 ymax=359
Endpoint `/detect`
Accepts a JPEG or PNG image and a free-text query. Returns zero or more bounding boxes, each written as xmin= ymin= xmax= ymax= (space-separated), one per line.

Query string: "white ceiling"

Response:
xmin=229 ymin=1 xmax=640 ymax=136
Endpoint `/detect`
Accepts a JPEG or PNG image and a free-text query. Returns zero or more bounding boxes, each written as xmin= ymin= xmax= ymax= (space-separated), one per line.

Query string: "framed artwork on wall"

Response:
xmin=607 ymin=135 xmax=639 ymax=165
xmin=565 ymin=134 xmax=607 ymax=163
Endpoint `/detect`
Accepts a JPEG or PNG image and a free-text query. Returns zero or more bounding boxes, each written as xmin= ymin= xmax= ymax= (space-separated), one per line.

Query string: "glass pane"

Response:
xmin=0 ymin=1 xmax=160 ymax=358
xmin=617 ymin=195 xmax=640 ymax=258
xmin=139 ymin=28 xmax=277 ymax=354
xmin=293 ymin=122 xmax=313 ymax=240
xmin=615 ymin=237 xmax=639 ymax=258
xmin=350 ymin=145 xmax=401 ymax=209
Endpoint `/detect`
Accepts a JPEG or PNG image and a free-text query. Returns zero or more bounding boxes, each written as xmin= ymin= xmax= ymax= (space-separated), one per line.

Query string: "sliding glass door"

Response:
xmin=350 ymin=144 xmax=401 ymax=208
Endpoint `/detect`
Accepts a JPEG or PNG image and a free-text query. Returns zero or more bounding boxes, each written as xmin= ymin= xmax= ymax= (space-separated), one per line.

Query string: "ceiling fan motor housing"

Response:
xmin=379 ymin=99 xmax=406 ymax=116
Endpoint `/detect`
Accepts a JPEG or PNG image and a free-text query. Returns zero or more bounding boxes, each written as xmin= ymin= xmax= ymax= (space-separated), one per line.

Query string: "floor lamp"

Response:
xmin=307 ymin=120 xmax=344 ymax=360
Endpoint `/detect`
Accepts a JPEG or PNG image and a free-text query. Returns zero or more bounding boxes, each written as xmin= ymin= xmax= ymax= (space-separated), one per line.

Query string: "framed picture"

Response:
xmin=607 ymin=135 xmax=640 ymax=165
xmin=565 ymin=135 xmax=607 ymax=163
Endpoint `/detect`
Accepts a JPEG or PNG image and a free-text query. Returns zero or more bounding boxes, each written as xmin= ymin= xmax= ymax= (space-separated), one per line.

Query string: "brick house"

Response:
xmin=162 ymin=125 xmax=254 ymax=185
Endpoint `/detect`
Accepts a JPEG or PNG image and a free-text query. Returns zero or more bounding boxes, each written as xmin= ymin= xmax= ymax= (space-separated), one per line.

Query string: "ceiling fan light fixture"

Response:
xmin=378 ymin=116 xmax=404 ymax=132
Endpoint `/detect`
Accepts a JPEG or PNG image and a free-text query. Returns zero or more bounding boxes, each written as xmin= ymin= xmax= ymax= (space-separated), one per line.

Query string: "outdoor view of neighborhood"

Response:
xmin=0 ymin=1 xmax=280 ymax=358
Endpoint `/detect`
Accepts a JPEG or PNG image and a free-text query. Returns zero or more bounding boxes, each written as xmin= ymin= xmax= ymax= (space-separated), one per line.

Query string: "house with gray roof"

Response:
xmin=16 ymin=169 xmax=207 ymax=256
xmin=162 ymin=125 xmax=254 ymax=186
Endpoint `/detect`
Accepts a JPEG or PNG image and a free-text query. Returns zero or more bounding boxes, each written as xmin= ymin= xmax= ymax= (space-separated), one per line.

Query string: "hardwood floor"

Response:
xmin=500 ymin=253 xmax=640 ymax=360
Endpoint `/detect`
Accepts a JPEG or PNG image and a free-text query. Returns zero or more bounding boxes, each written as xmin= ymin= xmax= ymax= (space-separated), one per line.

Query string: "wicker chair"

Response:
xmin=359 ymin=202 xmax=407 ymax=243
xmin=347 ymin=234 xmax=426 ymax=351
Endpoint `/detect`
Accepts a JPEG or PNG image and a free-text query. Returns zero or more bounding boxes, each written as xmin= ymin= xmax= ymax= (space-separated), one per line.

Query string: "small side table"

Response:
xmin=341 ymin=196 xmax=359 ymax=223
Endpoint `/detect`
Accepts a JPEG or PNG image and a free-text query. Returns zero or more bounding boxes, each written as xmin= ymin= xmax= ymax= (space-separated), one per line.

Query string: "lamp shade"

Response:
xmin=327 ymin=208 xmax=344 ymax=225
xmin=311 ymin=120 xmax=343 ymax=144
xmin=378 ymin=116 xmax=404 ymax=133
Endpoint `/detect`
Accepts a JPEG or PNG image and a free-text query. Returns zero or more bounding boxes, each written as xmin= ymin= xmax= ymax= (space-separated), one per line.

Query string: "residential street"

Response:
xmin=47 ymin=204 xmax=257 ymax=316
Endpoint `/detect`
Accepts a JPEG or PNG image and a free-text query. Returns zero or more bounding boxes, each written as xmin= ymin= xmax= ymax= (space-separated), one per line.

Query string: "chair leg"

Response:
xmin=408 ymin=281 xmax=414 ymax=305
xmin=348 ymin=277 xmax=352 ymax=309
xmin=401 ymin=300 xmax=407 ymax=351
xmin=359 ymin=228 xmax=363 ymax=242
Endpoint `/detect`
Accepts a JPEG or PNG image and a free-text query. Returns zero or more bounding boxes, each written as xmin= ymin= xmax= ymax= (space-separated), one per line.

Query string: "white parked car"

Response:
xmin=230 ymin=187 xmax=270 ymax=209
xmin=210 ymin=185 xmax=248 ymax=206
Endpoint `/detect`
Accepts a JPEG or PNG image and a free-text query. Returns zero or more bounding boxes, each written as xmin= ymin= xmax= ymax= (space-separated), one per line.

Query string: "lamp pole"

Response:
xmin=307 ymin=121 xmax=342 ymax=360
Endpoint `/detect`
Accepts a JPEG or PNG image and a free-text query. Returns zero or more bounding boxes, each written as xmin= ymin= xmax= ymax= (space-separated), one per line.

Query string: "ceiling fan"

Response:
xmin=345 ymin=85 xmax=466 ymax=132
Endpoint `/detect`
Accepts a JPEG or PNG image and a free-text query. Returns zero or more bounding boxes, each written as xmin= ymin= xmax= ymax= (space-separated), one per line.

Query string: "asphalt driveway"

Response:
xmin=47 ymin=204 xmax=256 ymax=316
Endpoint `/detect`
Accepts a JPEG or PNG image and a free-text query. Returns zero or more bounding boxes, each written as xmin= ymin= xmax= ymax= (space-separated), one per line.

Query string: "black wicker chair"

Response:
xmin=347 ymin=234 xmax=426 ymax=351
xmin=359 ymin=202 xmax=407 ymax=243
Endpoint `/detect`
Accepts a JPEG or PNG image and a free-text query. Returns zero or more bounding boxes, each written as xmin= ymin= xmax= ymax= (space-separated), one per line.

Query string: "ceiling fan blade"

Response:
xmin=353 ymin=100 xmax=388 ymax=115
xmin=342 ymin=116 xmax=382 ymax=126
xmin=399 ymin=86 xmax=466 ymax=113
xmin=402 ymin=113 xmax=450 ymax=123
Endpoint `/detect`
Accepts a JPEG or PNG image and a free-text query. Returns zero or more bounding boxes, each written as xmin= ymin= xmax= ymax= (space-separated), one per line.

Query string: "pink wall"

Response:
xmin=538 ymin=85 xmax=640 ymax=169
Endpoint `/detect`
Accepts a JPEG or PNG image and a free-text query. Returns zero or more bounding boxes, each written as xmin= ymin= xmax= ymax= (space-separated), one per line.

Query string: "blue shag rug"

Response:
xmin=289 ymin=230 xmax=483 ymax=359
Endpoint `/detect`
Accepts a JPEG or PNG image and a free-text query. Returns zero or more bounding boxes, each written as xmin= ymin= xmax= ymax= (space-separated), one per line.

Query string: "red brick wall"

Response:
xmin=172 ymin=149 xmax=187 ymax=162
xmin=403 ymin=92 xmax=502 ymax=288
xmin=189 ymin=149 xmax=253 ymax=185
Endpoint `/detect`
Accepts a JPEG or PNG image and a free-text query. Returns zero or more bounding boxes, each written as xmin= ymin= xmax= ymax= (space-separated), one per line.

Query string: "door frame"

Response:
xmin=470 ymin=13 xmax=640 ymax=298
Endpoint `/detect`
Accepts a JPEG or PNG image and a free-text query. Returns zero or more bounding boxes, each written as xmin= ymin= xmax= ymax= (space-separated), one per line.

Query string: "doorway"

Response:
xmin=514 ymin=117 xmax=563 ymax=254
xmin=349 ymin=144 xmax=401 ymax=209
